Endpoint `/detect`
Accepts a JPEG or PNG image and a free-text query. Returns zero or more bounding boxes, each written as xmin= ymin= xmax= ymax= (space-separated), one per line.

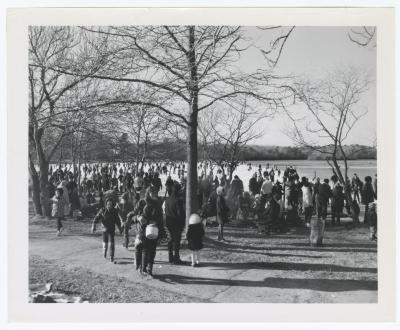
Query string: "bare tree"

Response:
xmin=348 ymin=27 xmax=376 ymax=48
xmin=206 ymin=98 xmax=268 ymax=182
xmin=41 ymin=26 xmax=292 ymax=221
xmin=28 ymin=26 xmax=108 ymax=216
xmin=285 ymin=67 xmax=372 ymax=222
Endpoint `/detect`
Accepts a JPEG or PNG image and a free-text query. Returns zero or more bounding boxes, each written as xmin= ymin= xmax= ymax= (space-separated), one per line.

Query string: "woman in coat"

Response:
xmin=130 ymin=186 xmax=164 ymax=277
xmin=361 ymin=176 xmax=375 ymax=224
xmin=331 ymin=184 xmax=345 ymax=225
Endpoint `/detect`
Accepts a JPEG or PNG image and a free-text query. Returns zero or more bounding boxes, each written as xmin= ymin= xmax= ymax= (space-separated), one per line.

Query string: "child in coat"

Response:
xmin=186 ymin=213 xmax=205 ymax=267
xmin=51 ymin=188 xmax=65 ymax=236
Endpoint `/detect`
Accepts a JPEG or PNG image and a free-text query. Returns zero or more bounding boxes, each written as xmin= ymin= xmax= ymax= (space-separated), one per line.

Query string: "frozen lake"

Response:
xmin=42 ymin=159 xmax=377 ymax=194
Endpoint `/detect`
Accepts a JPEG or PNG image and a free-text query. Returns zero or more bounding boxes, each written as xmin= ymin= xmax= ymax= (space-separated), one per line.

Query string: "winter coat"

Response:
xmin=361 ymin=182 xmax=375 ymax=205
xmin=119 ymin=200 xmax=135 ymax=223
xmin=317 ymin=183 xmax=332 ymax=205
xmin=51 ymin=195 xmax=65 ymax=218
xmin=165 ymin=194 xmax=185 ymax=230
xmin=131 ymin=197 xmax=165 ymax=240
xmin=261 ymin=180 xmax=273 ymax=195
xmin=58 ymin=181 xmax=70 ymax=216
xmin=93 ymin=207 xmax=122 ymax=233
xmin=186 ymin=223 xmax=205 ymax=251
xmin=249 ymin=177 xmax=259 ymax=195
xmin=216 ymin=195 xmax=229 ymax=224
xmin=227 ymin=178 xmax=244 ymax=199
xmin=70 ymin=189 xmax=81 ymax=211
xmin=331 ymin=185 xmax=345 ymax=210
xmin=264 ymin=198 xmax=280 ymax=223
xmin=302 ymin=185 xmax=313 ymax=208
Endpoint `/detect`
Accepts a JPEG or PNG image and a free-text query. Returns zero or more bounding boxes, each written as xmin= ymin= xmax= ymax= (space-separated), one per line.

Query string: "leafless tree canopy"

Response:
xmin=348 ymin=27 xmax=376 ymax=48
xmin=285 ymin=67 xmax=372 ymax=180
xmin=28 ymin=25 xmax=295 ymax=217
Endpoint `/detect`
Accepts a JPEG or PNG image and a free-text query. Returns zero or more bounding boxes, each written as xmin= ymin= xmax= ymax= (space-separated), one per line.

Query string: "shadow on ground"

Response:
xmin=156 ymin=273 xmax=377 ymax=292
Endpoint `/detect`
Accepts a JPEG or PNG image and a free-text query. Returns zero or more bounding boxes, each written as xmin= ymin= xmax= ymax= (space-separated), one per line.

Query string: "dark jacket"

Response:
xmin=216 ymin=195 xmax=229 ymax=224
xmin=93 ymin=207 xmax=122 ymax=233
xmin=165 ymin=194 xmax=185 ymax=229
xmin=119 ymin=200 xmax=135 ymax=222
xmin=317 ymin=183 xmax=332 ymax=205
xmin=331 ymin=185 xmax=345 ymax=210
xmin=249 ymin=177 xmax=259 ymax=195
xmin=361 ymin=182 xmax=375 ymax=205
xmin=186 ymin=223 xmax=205 ymax=251
xmin=264 ymin=198 xmax=280 ymax=222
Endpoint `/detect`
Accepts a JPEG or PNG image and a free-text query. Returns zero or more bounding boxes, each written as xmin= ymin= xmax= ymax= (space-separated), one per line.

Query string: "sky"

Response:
xmin=240 ymin=26 xmax=376 ymax=147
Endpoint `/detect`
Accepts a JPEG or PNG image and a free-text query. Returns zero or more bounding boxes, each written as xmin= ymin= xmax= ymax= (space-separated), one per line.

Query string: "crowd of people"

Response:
xmin=43 ymin=160 xmax=378 ymax=278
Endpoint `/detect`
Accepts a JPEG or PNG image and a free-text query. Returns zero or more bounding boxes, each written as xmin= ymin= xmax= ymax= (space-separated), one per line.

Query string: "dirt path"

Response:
xmin=29 ymin=217 xmax=377 ymax=303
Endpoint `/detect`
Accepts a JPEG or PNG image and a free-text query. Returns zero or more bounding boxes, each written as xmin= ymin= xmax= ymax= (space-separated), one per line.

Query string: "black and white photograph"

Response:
xmin=4 ymin=5 xmax=398 ymax=324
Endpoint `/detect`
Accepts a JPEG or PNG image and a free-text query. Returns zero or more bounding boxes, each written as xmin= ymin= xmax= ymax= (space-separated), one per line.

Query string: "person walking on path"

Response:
xmin=92 ymin=198 xmax=123 ymax=263
xmin=131 ymin=186 xmax=165 ymax=277
xmin=164 ymin=183 xmax=186 ymax=265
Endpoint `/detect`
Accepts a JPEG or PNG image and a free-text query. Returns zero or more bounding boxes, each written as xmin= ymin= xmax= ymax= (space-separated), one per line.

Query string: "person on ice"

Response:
xmin=92 ymin=198 xmax=123 ymax=263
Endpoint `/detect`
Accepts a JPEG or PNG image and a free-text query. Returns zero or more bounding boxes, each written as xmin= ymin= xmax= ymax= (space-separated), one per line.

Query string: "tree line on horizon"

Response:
xmin=33 ymin=131 xmax=376 ymax=164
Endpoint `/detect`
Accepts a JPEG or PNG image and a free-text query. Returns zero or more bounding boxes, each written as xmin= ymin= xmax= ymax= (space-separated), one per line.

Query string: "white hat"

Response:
xmin=216 ymin=186 xmax=224 ymax=196
xmin=188 ymin=213 xmax=202 ymax=225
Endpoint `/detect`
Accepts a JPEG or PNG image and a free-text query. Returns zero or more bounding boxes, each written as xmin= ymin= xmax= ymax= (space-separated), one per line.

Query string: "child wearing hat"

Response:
xmin=186 ymin=213 xmax=205 ymax=267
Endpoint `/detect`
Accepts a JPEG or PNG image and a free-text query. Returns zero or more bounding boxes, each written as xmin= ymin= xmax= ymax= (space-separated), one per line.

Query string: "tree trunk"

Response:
xmin=186 ymin=120 xmax=199 ymax=221
xmin=330 ymin=158 xmax=359 ymax=225
xmin=29 ymin=155 xmax=42 ymax=216
xmin=39 ymin=159 xmax=51 ymax=217
xmin=33 ymin=128 xmax=51 ymax=217
xmin=185 ymin=26 xmax=199 ymax=224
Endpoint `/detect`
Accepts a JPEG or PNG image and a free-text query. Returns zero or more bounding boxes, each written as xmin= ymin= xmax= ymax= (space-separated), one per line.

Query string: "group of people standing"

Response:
xmin=46 ymin=160 xmax=378 ymax=278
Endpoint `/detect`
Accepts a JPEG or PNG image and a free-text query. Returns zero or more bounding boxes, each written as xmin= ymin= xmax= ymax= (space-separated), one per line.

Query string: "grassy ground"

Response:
xmin=29 ymin=211 xmax=377 ymax=303
xmin=29 ymin=255 xmax=204 ymax=303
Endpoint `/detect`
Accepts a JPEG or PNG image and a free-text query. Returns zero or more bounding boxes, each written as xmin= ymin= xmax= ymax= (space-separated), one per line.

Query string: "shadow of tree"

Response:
xmin=201 ymin=261 xmax=376 ymax=273
xmin=156 ymin=273 xmax=377 ymax=292
xmin=205 ymin=239 xmax=377 ymax=254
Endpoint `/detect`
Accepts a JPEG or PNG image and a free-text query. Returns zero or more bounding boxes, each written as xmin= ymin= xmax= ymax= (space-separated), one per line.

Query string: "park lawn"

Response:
xmin=29 ymin=255 xmax=204 ymax=303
